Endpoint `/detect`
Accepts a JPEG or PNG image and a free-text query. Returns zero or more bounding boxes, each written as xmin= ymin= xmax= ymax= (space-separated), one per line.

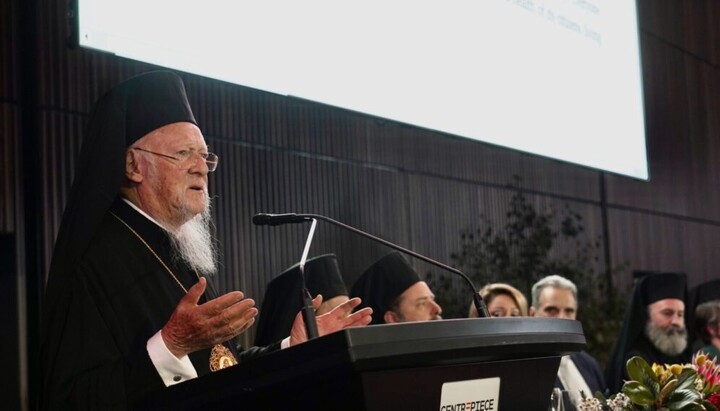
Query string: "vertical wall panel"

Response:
xmin=0 ymin=234 xmax=20 ymax=411
xmin=606 ymin=35 xmax=692 ymax=215
xmin=1 ymin=0 xmax=19 ymax=232
xmin=37 ymin=111 xmax=87 ymax=275
xmin=1 ymin=104 xmax=19 ymax=232
xmin=638 ymin=0 xmax=720 ymax=67
xmin=0 ymin=0 xmax=18 ymax=101
xmin=608 ymin=208 xmax=720 ymax=291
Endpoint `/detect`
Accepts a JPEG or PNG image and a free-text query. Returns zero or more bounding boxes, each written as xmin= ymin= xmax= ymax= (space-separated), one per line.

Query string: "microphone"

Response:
xmin=252 ymin=213 xmax=312 ymax=226
xmin=253 ymin=212 xmax=490 ymax=318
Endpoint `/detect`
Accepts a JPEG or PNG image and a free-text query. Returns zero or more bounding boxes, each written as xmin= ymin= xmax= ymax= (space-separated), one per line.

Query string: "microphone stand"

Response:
xmin=298 ymin=219 xmax=320 ymax=340
xmin=253 ymin=213 xmax=490 ymax=317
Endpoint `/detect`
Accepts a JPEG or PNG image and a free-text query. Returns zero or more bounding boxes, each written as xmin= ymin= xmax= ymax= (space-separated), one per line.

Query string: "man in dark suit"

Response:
xmin=530 ymin=275 xmax=606 ymax=408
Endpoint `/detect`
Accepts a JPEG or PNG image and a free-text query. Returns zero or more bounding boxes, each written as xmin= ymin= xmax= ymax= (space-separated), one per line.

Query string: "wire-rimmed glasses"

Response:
xmin=133 ymin=147 xmax=218 ymax=172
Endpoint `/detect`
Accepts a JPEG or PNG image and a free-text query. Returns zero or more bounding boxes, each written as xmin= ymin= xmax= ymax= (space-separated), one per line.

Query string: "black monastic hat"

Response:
xmin=686 ymin=278 xmax=720 ymax=348
xmin=350 ymin=252 xmax=421 ymax=325
xmin=688 ymin=279 xmax=720 ymax=309
xmin=254 ymin=254 xmax=348 ymax=346
xmin=43 ymin=71 xmax=198 ymax=335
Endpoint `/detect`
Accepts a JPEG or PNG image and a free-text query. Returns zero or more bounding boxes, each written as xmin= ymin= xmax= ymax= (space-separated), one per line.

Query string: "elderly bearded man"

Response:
xmin=39 ymin=72 xmax=372 ymax=410
xmin=605 ymin=272 xmax=689 ymax=392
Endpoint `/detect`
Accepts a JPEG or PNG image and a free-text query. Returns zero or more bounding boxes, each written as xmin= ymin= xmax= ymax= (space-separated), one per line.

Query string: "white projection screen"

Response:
xmin=77 ymin=0 xmax=648 ymax=179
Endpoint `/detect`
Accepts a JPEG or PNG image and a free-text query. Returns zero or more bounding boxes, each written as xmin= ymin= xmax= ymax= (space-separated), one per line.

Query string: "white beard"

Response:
xmin=645 ymin=321 xmax=688 ymax=356
xmin=167 ymin=195 xmax=218 ymax=276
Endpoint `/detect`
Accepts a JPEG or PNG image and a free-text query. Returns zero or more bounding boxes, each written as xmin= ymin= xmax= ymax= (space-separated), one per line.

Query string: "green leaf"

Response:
xmin=623 ymin=380 xmax=656 ymax=406
xmin=627 ymin=356 xmax=659 ymax=385
xmin=666 ymin=402 xmax=703 ymax=411
xmin=659 ymin=379 xmax=679 ymax=402
xmin=675 ymin=369 xmax=698 ymax=391
xmin=665 ymin=389 xmax=702 ymax=410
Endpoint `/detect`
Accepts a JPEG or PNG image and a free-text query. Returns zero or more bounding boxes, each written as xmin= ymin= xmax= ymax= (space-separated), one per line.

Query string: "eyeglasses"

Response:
xmin=132 ymin=147 xmax=218 ymax=172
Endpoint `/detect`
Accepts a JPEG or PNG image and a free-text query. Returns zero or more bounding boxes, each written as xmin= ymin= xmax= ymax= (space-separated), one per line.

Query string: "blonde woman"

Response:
xmin=468 ymin=283 xmax=528 ymax=318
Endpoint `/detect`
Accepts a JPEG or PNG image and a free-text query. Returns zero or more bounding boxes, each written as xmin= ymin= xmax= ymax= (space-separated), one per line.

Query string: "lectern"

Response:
xmin=140 ymin=318 xmax=585 ymax=411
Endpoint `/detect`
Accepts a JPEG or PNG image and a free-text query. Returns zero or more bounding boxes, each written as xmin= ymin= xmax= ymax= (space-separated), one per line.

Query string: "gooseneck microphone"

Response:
xmin=253 ymin=213 xmax=490 ymax=318
xmin=252 ymin=213 xmax=311 ymax=226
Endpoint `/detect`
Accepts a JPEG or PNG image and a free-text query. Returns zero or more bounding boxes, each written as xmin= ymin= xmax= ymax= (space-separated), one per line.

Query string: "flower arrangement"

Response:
xmin=576 ymin=352 xmax=720 ymax=410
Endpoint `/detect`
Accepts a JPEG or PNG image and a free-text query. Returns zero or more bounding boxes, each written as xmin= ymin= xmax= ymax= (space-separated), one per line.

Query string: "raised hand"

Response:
xmin=161 ymin=277 xmax=258 ymax=358
xmin=289 ymin=295 xmax=373 ymax=346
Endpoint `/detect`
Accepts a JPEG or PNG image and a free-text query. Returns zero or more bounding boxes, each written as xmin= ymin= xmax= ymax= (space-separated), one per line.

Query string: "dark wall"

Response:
xmin=3 ymin=0 xmax=720 ymax=408
xmin=0 ymin=234 xmax=20 ymax=411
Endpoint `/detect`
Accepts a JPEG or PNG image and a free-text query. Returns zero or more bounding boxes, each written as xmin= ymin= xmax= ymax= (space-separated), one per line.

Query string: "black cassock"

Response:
xmin=622 ymin=335 xmax=689 ymax=381
xmin=41 ymin=198 xmax=276 ymax=410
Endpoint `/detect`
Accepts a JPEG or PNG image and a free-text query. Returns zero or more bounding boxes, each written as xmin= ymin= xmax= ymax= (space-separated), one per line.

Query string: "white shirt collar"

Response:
xmin=121 ymin=197 xmax=170 ymax=232
xmin=557 ymin=355 xmax=592 ymax=406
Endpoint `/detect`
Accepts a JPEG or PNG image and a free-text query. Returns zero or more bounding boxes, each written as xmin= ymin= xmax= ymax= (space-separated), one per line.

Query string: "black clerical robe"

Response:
xmin=622 ymin=335 xmax=689 ymax=381
xmin=41 ymin=199 xmax=275 ymax=410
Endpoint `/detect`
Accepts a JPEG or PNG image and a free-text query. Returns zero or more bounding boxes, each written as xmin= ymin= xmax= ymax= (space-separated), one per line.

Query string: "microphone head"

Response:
xmin=252 ymin=213 xmax=311 ymax=226
xmin=252 ymin=213 xmax=273 ymax=226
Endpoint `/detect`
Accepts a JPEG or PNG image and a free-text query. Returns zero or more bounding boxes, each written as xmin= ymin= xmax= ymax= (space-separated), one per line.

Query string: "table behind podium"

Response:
xmin=140 ymin=318 xmax=585 ymax=411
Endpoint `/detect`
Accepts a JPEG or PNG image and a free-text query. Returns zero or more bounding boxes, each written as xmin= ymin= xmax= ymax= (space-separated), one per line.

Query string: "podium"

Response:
xmin=140 ymin=318 xmax=585 ymax=411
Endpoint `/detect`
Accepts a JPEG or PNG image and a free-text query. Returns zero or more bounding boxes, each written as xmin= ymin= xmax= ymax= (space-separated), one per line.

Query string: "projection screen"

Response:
xmin=77 ymin=0 xmax=648 ymax=179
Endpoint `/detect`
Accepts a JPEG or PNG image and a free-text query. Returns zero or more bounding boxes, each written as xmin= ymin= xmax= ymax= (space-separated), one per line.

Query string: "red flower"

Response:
xmin=709 ymin=392 xmax=720 ymax=408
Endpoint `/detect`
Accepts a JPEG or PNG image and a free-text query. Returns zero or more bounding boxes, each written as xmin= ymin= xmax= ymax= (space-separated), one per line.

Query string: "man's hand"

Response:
xmin=161 ymin=277 xmax=258 ymax=358
xmin=289 ymin=295 xmax=373 ymax=346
